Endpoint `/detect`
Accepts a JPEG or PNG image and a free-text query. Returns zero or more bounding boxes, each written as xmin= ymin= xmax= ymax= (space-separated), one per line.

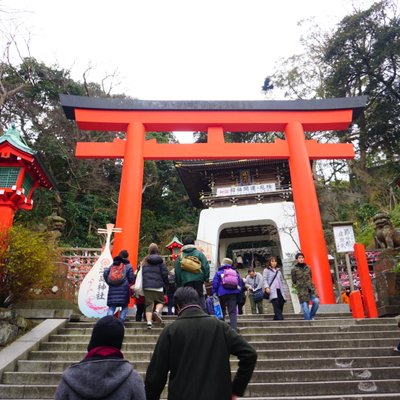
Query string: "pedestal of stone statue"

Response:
xmin=373 ymin=249 xmax=400 ymax=316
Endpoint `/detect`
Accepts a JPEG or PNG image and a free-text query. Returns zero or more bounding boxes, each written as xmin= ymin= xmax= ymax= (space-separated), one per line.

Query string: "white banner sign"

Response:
xmin=216 ymin=183 xmax=276 ymax=197
xmin=333 ymin=225 xmax=355 ymax=253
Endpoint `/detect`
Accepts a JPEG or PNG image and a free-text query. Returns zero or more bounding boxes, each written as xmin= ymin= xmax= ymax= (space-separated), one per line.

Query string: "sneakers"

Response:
xmin=147 ymin=322 xmax=152 ymax=330
xmin=152 ymin=310 xmax=163 ymax=324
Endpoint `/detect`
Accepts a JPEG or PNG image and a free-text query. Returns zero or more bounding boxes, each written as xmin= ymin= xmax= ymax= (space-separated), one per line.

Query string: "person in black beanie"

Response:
xmin=104 ymin=255 xmax=135 ymax=323
xmin=55 ymin=316 xmax=145 ymax=400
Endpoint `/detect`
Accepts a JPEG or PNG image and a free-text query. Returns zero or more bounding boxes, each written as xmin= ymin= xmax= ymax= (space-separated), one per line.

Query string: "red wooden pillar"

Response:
xmin=285 ymin=121 xmax=335 ymax=304
xmin=353 ymin=243 xmax=378 ymax=318
xmin=0 ymin=204 xmax=16 ymax=229
xmin=113 ymin=122 xmax=145 ymax=267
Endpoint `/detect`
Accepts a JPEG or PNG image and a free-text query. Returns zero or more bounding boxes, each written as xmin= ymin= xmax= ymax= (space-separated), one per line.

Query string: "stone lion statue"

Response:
xmin=373 ymin=212 xmax=400 ymax=249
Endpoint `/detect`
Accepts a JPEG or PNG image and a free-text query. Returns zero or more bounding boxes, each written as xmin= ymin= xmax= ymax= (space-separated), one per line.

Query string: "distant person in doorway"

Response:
xmin=145 ymin=287 xmax=257 ymax=400
xmin=245 ymin=268 xmax=264 ymax=314
xmin=291 ymin=252 xmax=319 ymax=320
xmin=175 ymin=236 xmax=210 ymax=311
xmin=263 ymin=256 xmax=286 ymax=320
xmin=235 ymin=254 xmax=243 ymax=269
xmin=55 ymin=315 xmax=145 ymax=400
xmin=141 ymin=243 xmax=169 ymax=329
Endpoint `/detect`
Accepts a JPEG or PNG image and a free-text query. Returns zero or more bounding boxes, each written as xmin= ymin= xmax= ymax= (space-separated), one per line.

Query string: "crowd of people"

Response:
xmin=101 ymin=239 xmax=323 ymax=327
xmin=55 ymin=241 xmax=400 ymax=399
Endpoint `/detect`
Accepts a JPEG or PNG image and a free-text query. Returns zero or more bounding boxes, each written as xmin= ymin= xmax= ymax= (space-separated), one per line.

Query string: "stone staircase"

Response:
xmin=1 ymin=314 xmax=400 ymax=399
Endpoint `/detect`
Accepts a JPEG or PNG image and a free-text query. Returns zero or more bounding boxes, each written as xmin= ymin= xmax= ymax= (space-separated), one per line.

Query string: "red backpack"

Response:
xmin=108 ymin=264 xmax=127 ymax=285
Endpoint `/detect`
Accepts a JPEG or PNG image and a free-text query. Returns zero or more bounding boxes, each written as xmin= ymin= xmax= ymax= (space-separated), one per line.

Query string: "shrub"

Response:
xmin=0 ymin=225 xmax=58 ymax=307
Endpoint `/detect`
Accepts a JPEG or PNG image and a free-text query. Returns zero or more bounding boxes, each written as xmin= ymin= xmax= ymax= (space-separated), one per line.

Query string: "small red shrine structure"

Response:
xmin=0 ymin=124 xmax=54 ymax=229
xmin=166 ymin=235 xmax=183 ymax=260
xmin=60 ymin=94 xmax=367 ymax=304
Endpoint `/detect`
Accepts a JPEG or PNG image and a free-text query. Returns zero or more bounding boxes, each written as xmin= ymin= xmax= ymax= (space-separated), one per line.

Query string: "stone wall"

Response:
xmin=0 ymin=308 xmax=35 ymax=347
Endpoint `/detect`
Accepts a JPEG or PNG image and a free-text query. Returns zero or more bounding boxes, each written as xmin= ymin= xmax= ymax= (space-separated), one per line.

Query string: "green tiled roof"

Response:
xmin=0 ymin=124 xmax=35 ymax=155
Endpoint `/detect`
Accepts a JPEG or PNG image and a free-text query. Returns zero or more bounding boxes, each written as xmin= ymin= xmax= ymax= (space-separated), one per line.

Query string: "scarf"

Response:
xmin=84 ymin=346 xmax=124 ymax=360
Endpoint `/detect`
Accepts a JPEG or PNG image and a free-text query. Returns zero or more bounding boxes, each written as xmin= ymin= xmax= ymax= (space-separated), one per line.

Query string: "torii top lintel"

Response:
xmin=60 ymin=94 xmax=366 ymax=161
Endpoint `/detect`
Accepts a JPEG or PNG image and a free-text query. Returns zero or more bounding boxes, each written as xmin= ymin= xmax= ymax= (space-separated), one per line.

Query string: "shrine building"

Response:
xmin=175 ymin=158 xmax=298 ymax=270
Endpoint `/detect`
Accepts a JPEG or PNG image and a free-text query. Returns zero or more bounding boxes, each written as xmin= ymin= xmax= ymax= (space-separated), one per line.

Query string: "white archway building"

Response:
xmin=197 ymin=201 xmax=300 ymax=272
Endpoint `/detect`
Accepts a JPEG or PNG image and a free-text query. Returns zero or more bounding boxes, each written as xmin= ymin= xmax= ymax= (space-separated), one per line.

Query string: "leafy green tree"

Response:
xmin=272 ymin=0 xmax=400 ymax=171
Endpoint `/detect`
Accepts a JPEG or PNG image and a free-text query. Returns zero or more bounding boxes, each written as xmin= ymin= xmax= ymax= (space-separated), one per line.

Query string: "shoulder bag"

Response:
xmin=264 ymin=271 xmax=278 ymax=300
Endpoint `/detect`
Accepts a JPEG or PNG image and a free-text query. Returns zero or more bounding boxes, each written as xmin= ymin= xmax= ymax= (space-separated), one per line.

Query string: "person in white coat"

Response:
xmin=263 ymin=257 xmax=286 ymax=320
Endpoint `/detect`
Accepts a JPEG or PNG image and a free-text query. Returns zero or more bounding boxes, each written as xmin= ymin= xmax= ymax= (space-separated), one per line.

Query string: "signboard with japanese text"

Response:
xmin=333 ymin=225 xmax=356 ymax=253
xmin=216 ymin=182 xmax=276 ymax=197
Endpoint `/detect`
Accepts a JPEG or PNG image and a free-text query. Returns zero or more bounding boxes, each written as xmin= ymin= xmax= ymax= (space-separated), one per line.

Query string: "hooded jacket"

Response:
xmin=55 ymin=357 xmax=145 ymax=400
xmin=142 ymin=254 xmax=168 ymax=290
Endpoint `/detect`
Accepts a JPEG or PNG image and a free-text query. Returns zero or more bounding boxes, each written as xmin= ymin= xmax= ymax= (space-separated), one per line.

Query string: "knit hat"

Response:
xmin=222 ymin=257 xmax=233 ymax=266
xmin=87 ymin=316 xmax=125 ymax=351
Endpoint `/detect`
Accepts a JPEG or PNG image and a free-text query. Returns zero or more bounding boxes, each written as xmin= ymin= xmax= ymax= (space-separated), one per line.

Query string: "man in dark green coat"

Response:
xmin=175 ymin=236 xmax=210 ymax=311
xmin=145 ymin=287 xmax=257 ymax=400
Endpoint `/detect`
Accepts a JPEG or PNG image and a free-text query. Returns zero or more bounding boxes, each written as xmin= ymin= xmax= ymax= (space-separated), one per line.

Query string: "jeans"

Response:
xmin=107 ymin=305 xmax=128 ymax=322
xmin=300 ymin=295 xmax=319 ymax=320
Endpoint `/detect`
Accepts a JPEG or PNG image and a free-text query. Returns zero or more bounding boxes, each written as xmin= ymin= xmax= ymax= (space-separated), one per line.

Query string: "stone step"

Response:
xmin=38 ymin=337 xmax=397 ymax=352
xmin=65 ymin=317 xmax=395 ymax=328
xmin=49 ymin=330 xmax=399 ymax=343
xmin=17 ymin=354 xmax=400 ymax=373
xmin=27 ymin=345 xmax=398 ymax=362
xmin=5 ymin=366 xmax=400 ymax=386
xmin=245 ymin=379 xmax=400 ymax=397
xmin=250 ymin=367 xmax=400 ymax=382
xmin=2 ymin=316 xmax=400 ymax=399
xmin=3 ymin=378 xmax=399 ymax=399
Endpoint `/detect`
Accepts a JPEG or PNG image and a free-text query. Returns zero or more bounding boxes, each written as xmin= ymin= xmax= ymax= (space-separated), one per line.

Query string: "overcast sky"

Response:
xmin=2 ymin=0 xmax=384 ymax=102
xmin=1 ymin=0 xmax=392 ymax=142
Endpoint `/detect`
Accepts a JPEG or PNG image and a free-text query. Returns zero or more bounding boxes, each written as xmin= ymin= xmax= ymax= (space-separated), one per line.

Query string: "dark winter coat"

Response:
xmin=145 ymin=306 xmax=257 ymax=400
xmin=175 ymin=245 xmax=210 ymax=286
xmin=142 ymin=254 xmax=168 ymax=290
xmin=103 ymin=264 xmax=135 ymax=307
xmin=291 ymin=263 xmax=318 ymax=303
xmin=212 ymin=265 xmax=242 ymax=297
xmin=55 ymin=357 xmax=145 ymax=400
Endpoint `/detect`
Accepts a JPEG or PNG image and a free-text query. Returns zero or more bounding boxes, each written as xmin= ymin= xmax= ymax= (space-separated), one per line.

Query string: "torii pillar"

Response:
xmin=60 ymin=94 xmax=367 ymax=304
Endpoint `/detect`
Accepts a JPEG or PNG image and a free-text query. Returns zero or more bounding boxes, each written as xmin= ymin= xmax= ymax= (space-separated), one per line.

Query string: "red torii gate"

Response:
xmin=60 ymin=94 xmax=367 ymax=304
